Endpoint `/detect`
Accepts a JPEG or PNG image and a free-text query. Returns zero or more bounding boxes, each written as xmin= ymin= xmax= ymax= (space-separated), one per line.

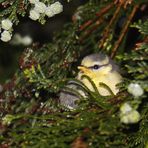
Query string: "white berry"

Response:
xmin=120 ymin=110 xmax=140 ymax=124
xmin=34 ymin=1 xmax=46 ymax=13
xmin=128 ymin=83 xmax=144 ymax=97
xmin=1 ymin=19 xmax=13 ymax=30
xmin=29 ymin=9 xmax=40 ymax=20
xmin=50 ymin=1 xmax=63 ymax=15
xmin=45 ymin=6 xmax=55 ymax=17
xmin=120 ymin=103 xmax=132 ymax=114
xmin=1 ymin=30 xmax=12 ymax=42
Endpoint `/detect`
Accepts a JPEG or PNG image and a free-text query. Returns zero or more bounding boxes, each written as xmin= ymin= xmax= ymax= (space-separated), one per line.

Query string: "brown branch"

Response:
xmin=111 ymin=5 xmax=139 ymax=58
xmin=114 ymin=0 xmax=133 ymax=9
xmin=98 ymin=1 xmax=125 ymax=49
xmin=79 ymin=18 xmax=104 ymax=43
xmin=133 ymin=36 xmax=148 ymax=51
xmin=79 ymin=20 xmax=93 ymax=32
xmin=79 ymin=2 xmax=114 ymax=32
xmin=108 ymin=91 xmax=128 ymax=105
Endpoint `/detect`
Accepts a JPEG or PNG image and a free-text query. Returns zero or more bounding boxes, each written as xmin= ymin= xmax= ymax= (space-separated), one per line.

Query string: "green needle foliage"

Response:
xmin=0 ymin=0 xmax=148 ymax=147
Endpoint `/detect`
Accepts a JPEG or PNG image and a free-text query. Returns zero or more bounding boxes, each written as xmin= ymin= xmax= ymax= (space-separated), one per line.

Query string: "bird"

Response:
xmin=59 ymin=53 xmax=122 ymax=109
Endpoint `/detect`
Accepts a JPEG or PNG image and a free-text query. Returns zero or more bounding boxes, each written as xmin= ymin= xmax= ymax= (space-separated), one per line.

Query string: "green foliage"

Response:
xmin=0 ymin=0 xmax=61 ymax=25
xmin=24 ymin=64 xmax=53 ymax=90
xmin=118 ymin=20 xmax=148 ymax=91
xmin=131 ymin=20 xmax=148 ymax=35
xmin=116 ymin=19 xmax=148 ymax=148
xmin=0 ymin=0 xmax=148 ymax=147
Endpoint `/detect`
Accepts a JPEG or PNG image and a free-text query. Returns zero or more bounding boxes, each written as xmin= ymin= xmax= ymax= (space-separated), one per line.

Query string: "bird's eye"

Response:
xmin=93 ymin=65 xmax=99 ymax=70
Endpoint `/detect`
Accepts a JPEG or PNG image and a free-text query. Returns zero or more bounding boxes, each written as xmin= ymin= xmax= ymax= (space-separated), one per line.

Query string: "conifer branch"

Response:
xmin=0 ymin=1 xmax=147 ymax=147
xmin=79 ymin=2 xmax=114 ymax=32
xmin=79 ymin=18 xmax=104 ymax=43
xmin=99 ymin=1 xmax=125 ymax=49
xmin=111 ymin=4 xmax=139 ymax=58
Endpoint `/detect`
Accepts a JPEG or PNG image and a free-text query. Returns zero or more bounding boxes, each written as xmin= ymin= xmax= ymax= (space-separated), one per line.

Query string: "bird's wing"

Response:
xmin=59 ymin=82 xmax=80 ymax=109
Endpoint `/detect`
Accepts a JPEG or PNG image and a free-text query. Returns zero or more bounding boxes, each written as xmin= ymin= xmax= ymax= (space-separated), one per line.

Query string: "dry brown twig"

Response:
xmin=98 ymin=0 xmax=125 ymax=49
xmin=79 ymin=18 xmax=104 ymax=43
xmin=114 ymin=0 xmax=133 ymax=9
xmin=78 ymin=2 xmax=114 ymax=43
xmin=111 ymin=5 xmax=139 ymax=58
xmin=79 ymin=2 xmax=114 ymax=32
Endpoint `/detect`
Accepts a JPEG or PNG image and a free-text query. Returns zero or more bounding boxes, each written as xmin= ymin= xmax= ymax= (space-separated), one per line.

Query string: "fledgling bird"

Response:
xmin=59 ymin=53 xmax=122 ymax=109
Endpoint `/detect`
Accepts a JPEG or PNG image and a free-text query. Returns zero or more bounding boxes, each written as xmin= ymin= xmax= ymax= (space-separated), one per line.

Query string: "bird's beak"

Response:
xmin=78 ymin=66 xmax=91 ymax=74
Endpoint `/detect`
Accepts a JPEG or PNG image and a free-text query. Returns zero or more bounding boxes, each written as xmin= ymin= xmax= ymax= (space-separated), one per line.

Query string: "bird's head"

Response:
xmin=78 ymin=53 xmax=115 ymax=79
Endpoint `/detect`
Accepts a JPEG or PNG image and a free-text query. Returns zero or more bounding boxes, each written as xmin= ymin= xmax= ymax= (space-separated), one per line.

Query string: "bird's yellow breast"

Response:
xmin=78 ymin=71 xmax=122 ymax=96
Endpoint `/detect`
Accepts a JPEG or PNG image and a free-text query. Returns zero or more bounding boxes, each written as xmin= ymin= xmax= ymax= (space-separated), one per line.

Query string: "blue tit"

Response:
xmin=59 ymin=53 xmax=122 ymax=109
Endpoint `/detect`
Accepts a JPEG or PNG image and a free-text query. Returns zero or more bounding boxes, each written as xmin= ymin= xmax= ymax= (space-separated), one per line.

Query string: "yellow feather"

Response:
xmin=78 ymin=65 xmax=122 ymax=96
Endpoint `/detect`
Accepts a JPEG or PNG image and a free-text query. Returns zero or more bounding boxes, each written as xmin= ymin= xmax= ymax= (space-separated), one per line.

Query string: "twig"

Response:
xmin=79 ymin=18 xmax=104 ymax=43
xmin=98 ymin=1 xmax=125 ymax=49
xmin=111 ymin=5 xmax=139 ymax=58
xmin=108 ymin=91 xmax=128 ymax=105
xmin=134 ymin=36 xmax=148 ymax=51
xmin=79 ymin=2 xmax=114 ymax=32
